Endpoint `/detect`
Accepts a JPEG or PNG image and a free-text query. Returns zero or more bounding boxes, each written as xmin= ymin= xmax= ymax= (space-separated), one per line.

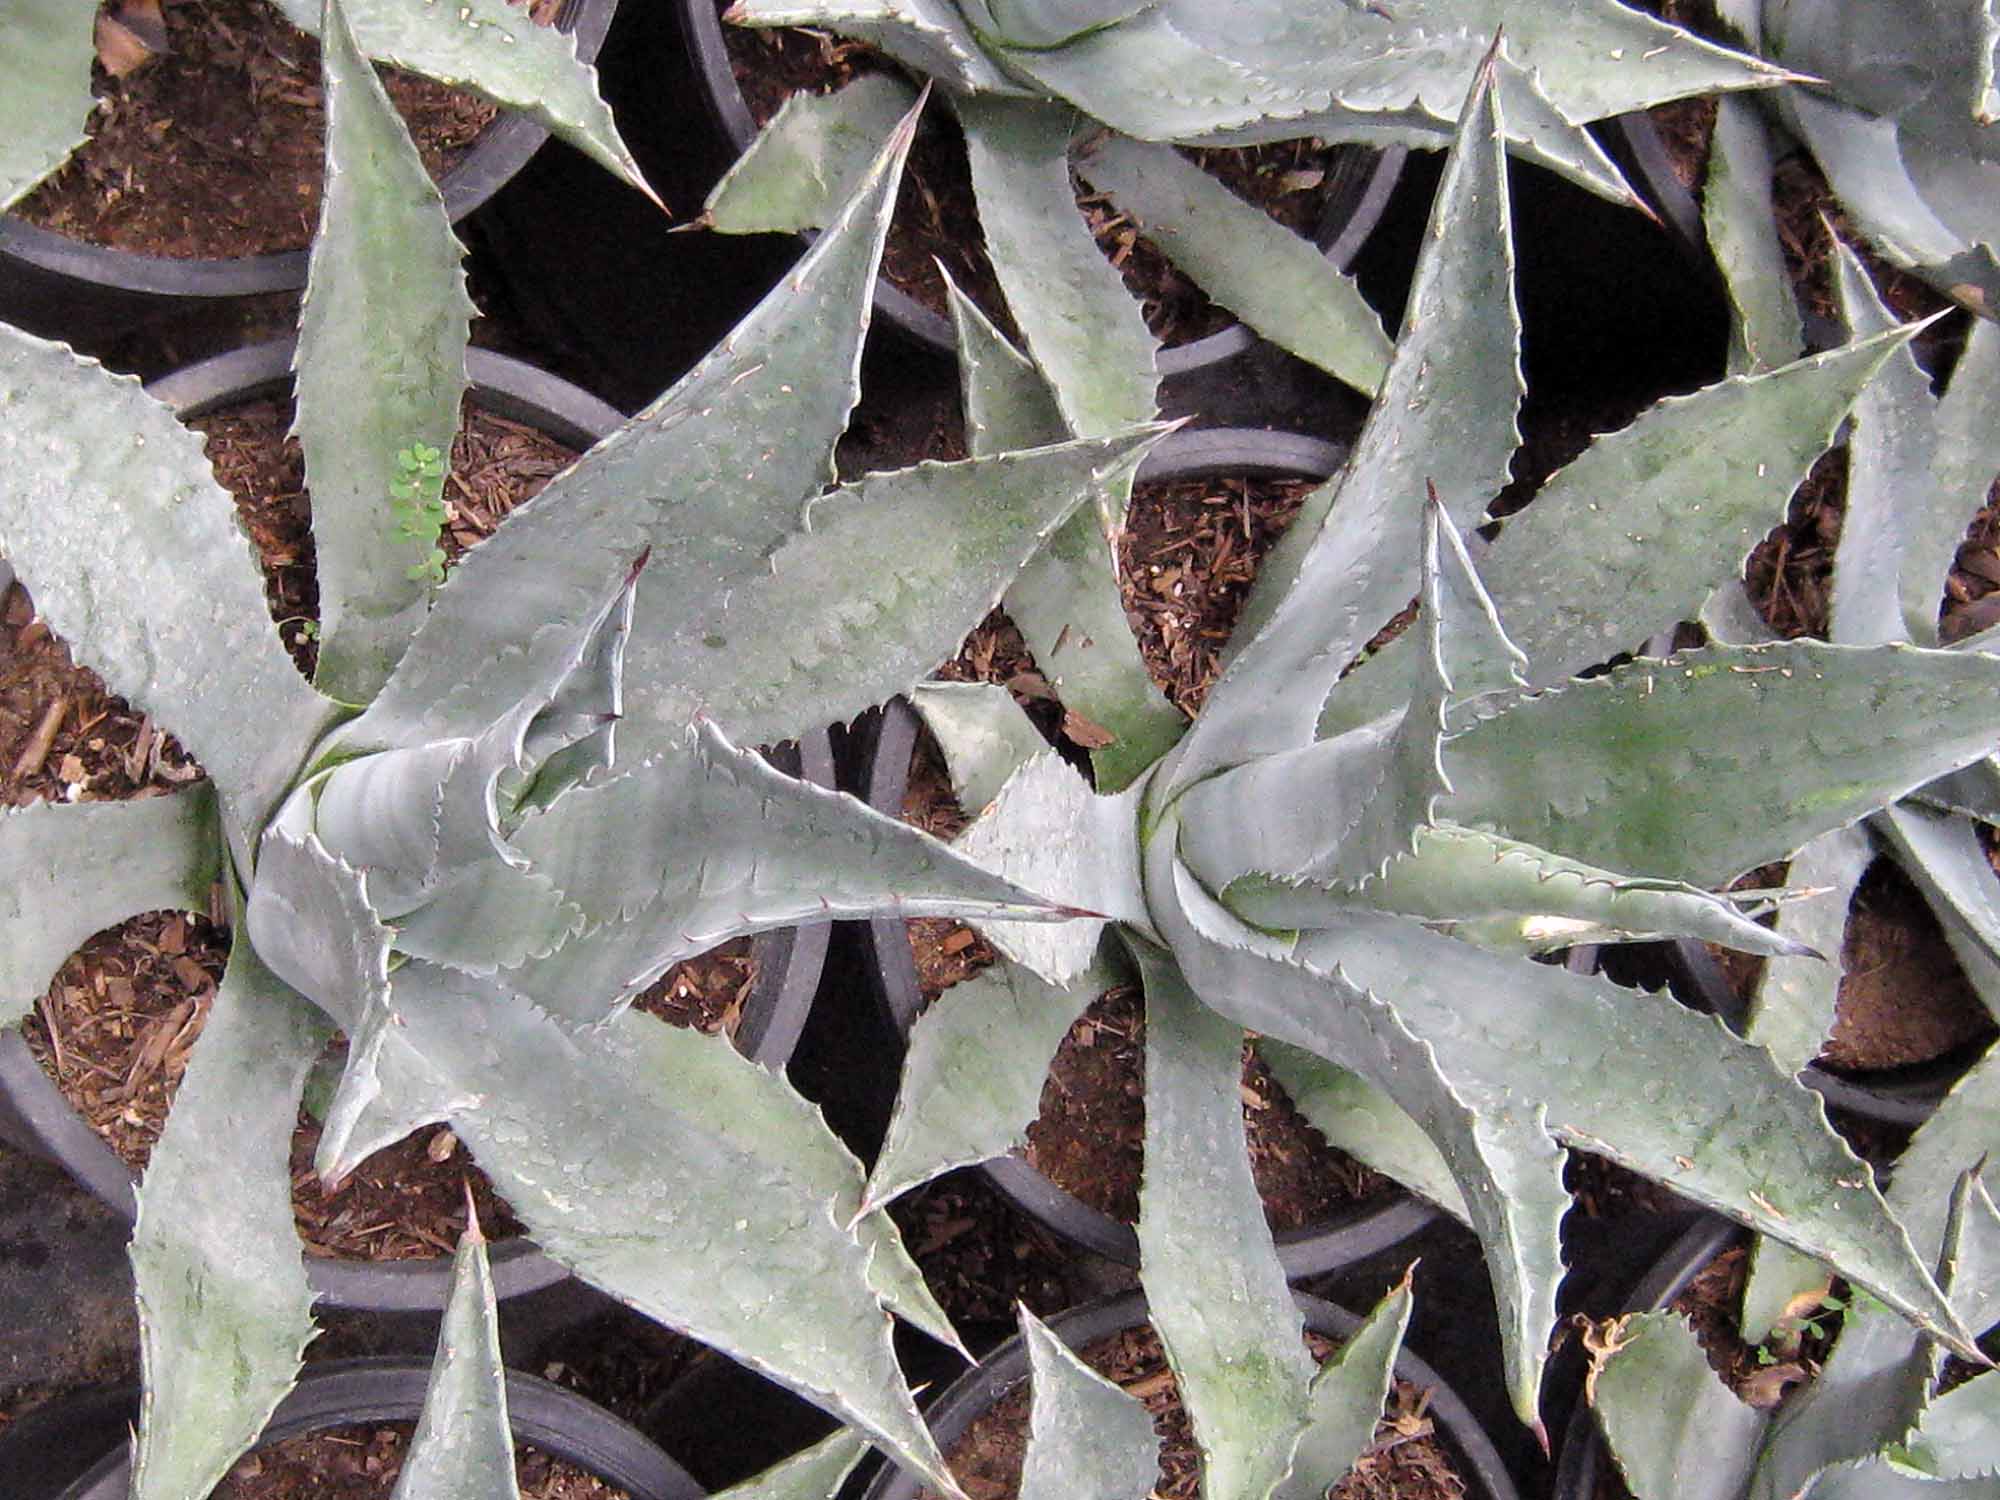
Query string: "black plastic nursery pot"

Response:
xmin=675 ymin=0 xmax=1404 ymax=370
xmin=0 ymin=0 xmax=620 ymax=346
xmin=37 ymin=1357 xmax=703 ymax=1500
xmin=1550 ymin=1214 xmax=1744 ymax=1500
xmin=861 ymin=1288 xmax=1521 ymax=1500
xmin=855 ymin=425 xmax=1439 ymax=1274
xmin=0 ymin=337 xmax=833 ymax=1312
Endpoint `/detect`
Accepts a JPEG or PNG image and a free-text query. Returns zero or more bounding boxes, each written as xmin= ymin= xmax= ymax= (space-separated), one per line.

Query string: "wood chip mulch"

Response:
xmin=923 ymin=1322 xmax=1468 ymax=1500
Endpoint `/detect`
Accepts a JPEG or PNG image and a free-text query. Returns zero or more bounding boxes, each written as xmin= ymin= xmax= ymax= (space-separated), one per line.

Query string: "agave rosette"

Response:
xmin=856 ymin=57 xmax=2000 ymax=1490
xmin=0 ymin=12 xmax=1169 ymax=1494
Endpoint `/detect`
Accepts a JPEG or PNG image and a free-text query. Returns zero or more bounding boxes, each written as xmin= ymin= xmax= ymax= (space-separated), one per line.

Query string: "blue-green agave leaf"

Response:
xmin=127 ymin=943 xmax=331 ymax=1500
xmin=1592 ymin=1310 xmax=1766 ymax=1500
xmin=957 ymin=92 xmax=1160 ymax=439
xmin=1253 ymin=1041 xmax=1469 ymax=1223
xmin=1146 ymin=822 xmax=1571 ymax=1432
xmin=1132 ymin=940 xmax=1315 ymax=1500
xmin=1704 ymin=95 xmax=1803 ymax=376
xmin=267 ymin=0 xmax=654 ymax=201
xmin=1015 ymin=1305 xmax=1158 ymax=1500
xmin=866 ymin=950 xmax=1113 ymax=1211
xmin=709 ymin=1429 xmax=870 ymax=1500
xmin=909 ymin=680 xmax=1050 ymax=819
xmin=959 ymin=0 xmax=1150 ymax=51
xmin=391 ymin=1216 xmax=518 ymax=1500
xmin=0 ymin=326 xmax=342 ymax=859
xmin=1798 ymin=1460 xmax=2000 ymax=1499
xmin=1073 ymin=132 xmax=1392 ymax=396
xmin=0 ymin=0 xmax=96 ymax=210
xmin=1441 ymin=640 xmax=2000 ymax=889
xmin=400 ymin=718 xmax=1075 ymax=1023
xmin=1739 ymin=1236 xmax=1834 ymax=1348
xmin=294 ymin=0 xmax=474 ymax=706
xmin=703 ymin=73 xmax=921 ymax=235
xmin=726 ymin=0 xmax=1021 ymax=94
xmin=1911 ymin=315 xmax=2000 ymax=644
xmin=0 ymin=788 xmax=221 ymax=1030
xmin=1272 ymin=1275 xmax=1413 ymax=1500
xmin=955 ymin=748 xmax=1152 ymax=986
xmin=1743 ymin=825 xmax=1874 ymax=1078
xmin=946 ymin=278 xmax=1186 ymax=791
xmin=344 ymin=966 xmax=965 ymax=1494
xmin=1876 ymin=804 xmax=2000 ymax=1004
xmin=344 ymin=102 xmax=918 ymax=757
xmin=1181 ymin=51 xmax=1518 ymax=787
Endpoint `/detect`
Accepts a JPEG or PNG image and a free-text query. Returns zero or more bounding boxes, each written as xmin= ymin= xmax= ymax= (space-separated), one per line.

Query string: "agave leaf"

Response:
xmin=127 ymin=943 xmax=331 ymax=1500
xmin=1441 ymin=640 xmax=2000 ymax=890
xmin=266 ymin=0 xmax=653 ymax=201
xmin=909 ymin=680 xmax=1050 ymax=819
xmin=961 ymin=0 xmax=1150 ymax=51
xmin=1914 ymin=759 xmax=2000 ymax=824
xmin=1876 ymin=803 xmax=2000 ymax=995
xmin=947 ymin=278 xmax=1186 ymax=791
xmin=1225 ymin=825 xmax=1812 ymax=961
xmin=1180 ymin=497 xmax=1514 ymax=896
xmin=241 ymin=791 xmax=403 ymax=1184
xmin=351 ymin=964 xmax=963 ymax=1493
xmin=1284 ymin=899 xmax=1977 ymax=1359
xmin=1016 ymin=1306 xmax=1159 ymax=1500
xmin=703 ymin=73 xmax=920 ymax=235
xmin=866 ymin=951 xmax=1113 ymax=1210
xmin=399 ymin=718 xmax=1072 ymax=1023
xmin=726 ymin=0 xmax=1020 ymax=94
xmin=294 ymin=0 xmax=474 ymax=705
xmin=1754 ymin=1052 xmax=2000 ymax=1500
xmin=1705 ymin=95 xmax=1804 ymax=376
xmin=0 ymin=788 xmax=221 ymax=1030
xmin=1132 ymin=940 xmax=1314 ymax=1500
xmin=1912 ymin=315 xmax=2000 ymax=644
xmin=1073 ymin=132 xmax=1393 ymax=396
xmin=1829 ymin=242 xmax=1951 ymax=647
xmin=954 ymin=748 xmax=1152 ymax=986
xmin=1147 ymin=826 xmax=1571 ymax=1431
xmin=0 ymin=0 xmax=96 ymax=210
xmin=1179 ymin=52 xmax=1518 ymax=787
xmin=710 ymin=1431 xmax=869 ymax=1500
xmin=1478 ymin=323 xmax=1924 ymax=687
xmin=1800 ymin=1462 xmax=2000 ymax=1499
xmin=957 ymin=92 xmax=1160 ymax=439
xmin=1920 ymin=1373 xmax=2000 ymax=1480
xmin=1253 ymin=1040 xmax=1469 ymax=1223
xmin=1592 ymin=1311 xmax=1767 ymax=1500
xmin=1270 ymin=1275 xmax=1413 ymax=1500
xmin=1741 ymin=825 xmax=1873 ymax=1077
xmin=345 ymin=103 xmax=916 ymax=755
xmin=392 ymin=1218 xmax=518 ymax=1500
xmin=0 ymin=326 xmax=342 ymax=857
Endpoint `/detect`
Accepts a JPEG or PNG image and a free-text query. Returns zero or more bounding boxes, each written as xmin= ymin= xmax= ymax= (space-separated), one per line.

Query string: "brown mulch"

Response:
xmin=212 ymin=1423 xmax=626 ymax=1500
xmin=1118 ymin=473 xmax=1318 ymax=716
xmin=193 ymin=395 xmax=582 ymax=676
xmin=12 ymin=0 xmax=560 ymax=258
xmin=923 ymin=1321 xmax=1466 ymax=1500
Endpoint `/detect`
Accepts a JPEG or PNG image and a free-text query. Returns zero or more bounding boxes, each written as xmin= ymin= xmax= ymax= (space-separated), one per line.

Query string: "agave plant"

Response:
xmin=850 ymin=58 xmax=2000 ymax=1484
xmin=1679 ymin=0 xmax=2000 ymax=346
xmin=699 ymin=0 xmax=1791 ymax=451
xmin=1682 ymin=230 xmax=2000 ymax=1341
xmin=1589 ymin=1066 xmax=2000 ymax=1500
xmin=0 ymin=0 xmax=654 ymax=216
xmin=0 ymin=9 xmax=1170 ymax=1493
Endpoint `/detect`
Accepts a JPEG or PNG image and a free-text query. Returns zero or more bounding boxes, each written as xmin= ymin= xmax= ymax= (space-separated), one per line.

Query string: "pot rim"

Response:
xmin=859 ymin=1287 xmax=1523 ymax=1500
xmin=0 ymin=0 xmax=619 ymax=302
xmin=51 ymin=1357 xmax=704 ymax=1500
xmin=0 ymin=338 xmax=831 ymax=1311
xmin=675 ymin=0 xmax=1402 ymax=366
xmin=858 ymin=428 xmax=1438 ymax=1273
